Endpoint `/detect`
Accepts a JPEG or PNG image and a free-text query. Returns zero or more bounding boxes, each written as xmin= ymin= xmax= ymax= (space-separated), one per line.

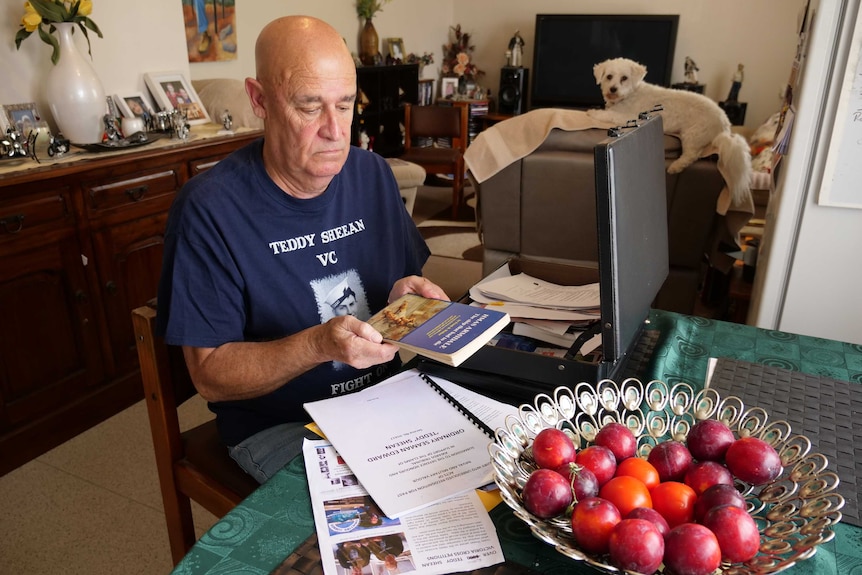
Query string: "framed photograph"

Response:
xmin=387 ymin=38 xmax=405 ymax=61
xmin=2 ymin=102 xmax=47 ymax=135
xmin=143 ymin=71 xmax=211 ymax=125
xmin=113 ymin=92 xmax=155 ymax=119
xmin=441 ymin=77 xmax=459 ymax=100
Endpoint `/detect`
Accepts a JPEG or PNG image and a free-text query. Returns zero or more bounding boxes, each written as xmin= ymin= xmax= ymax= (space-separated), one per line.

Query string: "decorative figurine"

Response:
xmin=103 ymin=114 xmax=122 ymax=142
xmin=221 ymin=109 xmax=233 ymax=132
xmin=727 ymin=63 xmax=744 ymax=101
xmin=508 ymin=30 xmax=524 ymax=67
xmin=171 ymin=109 xmax=190 ymax=140
xmin=1 ymin=128 xmax=29 ymax=159
xmin=48 ymin=132 xmax=70 ymax=157
xmin=684 ymin=57 xmax=699 ymax=84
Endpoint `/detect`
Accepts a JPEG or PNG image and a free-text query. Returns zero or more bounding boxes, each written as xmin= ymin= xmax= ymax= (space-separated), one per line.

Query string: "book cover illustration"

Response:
xmin=368 ymin=294 xmax=509 ymax=365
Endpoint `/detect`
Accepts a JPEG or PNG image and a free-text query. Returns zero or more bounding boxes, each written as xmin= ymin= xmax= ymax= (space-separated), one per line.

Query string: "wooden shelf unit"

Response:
xmin=0 ymin=128 xmax=262 ymax=476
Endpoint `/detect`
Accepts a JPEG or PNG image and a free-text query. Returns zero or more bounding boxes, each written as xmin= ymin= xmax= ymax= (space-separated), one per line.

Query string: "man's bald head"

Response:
xmin=245 ymin=16 xmax=358 ymax=197
xmin=255 ymin=16 xmax=354 ymax=89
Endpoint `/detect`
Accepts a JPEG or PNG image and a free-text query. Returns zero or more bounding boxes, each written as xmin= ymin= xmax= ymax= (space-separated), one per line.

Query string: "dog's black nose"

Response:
xmin=610 ymin=87 xmax=617 ymax=93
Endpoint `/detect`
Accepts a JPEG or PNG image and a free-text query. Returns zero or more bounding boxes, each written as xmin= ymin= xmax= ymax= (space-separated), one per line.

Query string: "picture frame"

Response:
xmin=2 ymin=102 xmax=47 ymax=135
xmin=387 ymin=37 xmax=405 ymax=61
xmin=113 ymin=92 xmax=155 ymax=119
xmin=0 ymin=106 xmax=10 ymax=134
xmin=143 ymin=71 xmax=211 ymax=125
xmin=441 ymin=77 xmax=459 ymax=100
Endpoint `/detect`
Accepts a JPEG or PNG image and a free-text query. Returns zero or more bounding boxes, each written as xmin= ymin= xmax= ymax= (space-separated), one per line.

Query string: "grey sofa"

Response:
xmin=473 ymin=127 xmax=733 ymax=315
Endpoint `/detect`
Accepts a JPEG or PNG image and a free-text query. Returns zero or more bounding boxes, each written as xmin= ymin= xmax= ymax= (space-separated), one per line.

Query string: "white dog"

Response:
xmin=588 ymin=58 xmax=751 ymax=206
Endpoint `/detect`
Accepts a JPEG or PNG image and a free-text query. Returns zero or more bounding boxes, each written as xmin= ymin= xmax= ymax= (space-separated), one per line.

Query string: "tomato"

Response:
xmin=615 ymin=457 xmax=660 ymax=491
xmin=598 ymin=475 xmax=652 ymax=517
xmin=650 ymin=481 xmax=697 ymax=528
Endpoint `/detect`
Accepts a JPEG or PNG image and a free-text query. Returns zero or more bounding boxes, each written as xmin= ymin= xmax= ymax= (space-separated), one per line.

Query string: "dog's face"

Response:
xmin=592 ymin=58 xmax=648 ymax=106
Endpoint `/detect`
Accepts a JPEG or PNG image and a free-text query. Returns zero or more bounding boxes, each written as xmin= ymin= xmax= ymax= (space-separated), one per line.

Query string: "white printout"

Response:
xmin=303 ymin=439 xmax=504 ymax=575
xmin=304 ymin=369 xmax=517 ymax=519
xmin=477 ymin=273 xmax=601 ymax=309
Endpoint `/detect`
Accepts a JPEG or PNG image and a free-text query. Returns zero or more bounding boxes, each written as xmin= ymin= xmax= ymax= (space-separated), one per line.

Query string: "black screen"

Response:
xmin=531 ymin=14 xmax=679 ymax=110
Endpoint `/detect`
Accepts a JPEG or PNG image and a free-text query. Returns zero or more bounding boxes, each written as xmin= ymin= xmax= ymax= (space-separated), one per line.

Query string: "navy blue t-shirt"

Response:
xmin=157 ymin=139 xmax=430 ymax=445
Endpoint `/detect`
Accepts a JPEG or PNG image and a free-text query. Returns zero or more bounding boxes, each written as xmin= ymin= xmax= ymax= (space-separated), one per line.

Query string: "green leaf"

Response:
xmin=77 ymin=23 xmax=94 ymax=59
xmin=80 ymin=16 xmax=103 ymax=39
xmin=37 ymin=24 xmax=61 ymax=65
xmin=15 ymin=28 xmax=33 ymax=50
xmin=30 ymin=0 xmax=69 ymax=22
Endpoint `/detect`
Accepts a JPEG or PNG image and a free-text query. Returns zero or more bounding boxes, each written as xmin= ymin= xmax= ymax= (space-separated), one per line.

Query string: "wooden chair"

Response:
xmin=132 ymin=302 xmax=259 ymax=565
xmin=399 ymin=103 xmax=469 ymax=219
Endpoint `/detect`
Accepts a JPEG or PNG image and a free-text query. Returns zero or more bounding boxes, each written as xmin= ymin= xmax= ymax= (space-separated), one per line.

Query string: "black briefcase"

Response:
xmin=420 ymin=115 xmax=670 ymax=404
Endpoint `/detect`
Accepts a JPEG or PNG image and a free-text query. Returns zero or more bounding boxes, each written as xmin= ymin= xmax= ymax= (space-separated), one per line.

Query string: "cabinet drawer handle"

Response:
xmin=105 ymin=280 xmax=117 ymax=295
xmin=0 ymin=214 xmax=25 ymax=233
xmin=126 ymin=185 xmax=149 ymax=201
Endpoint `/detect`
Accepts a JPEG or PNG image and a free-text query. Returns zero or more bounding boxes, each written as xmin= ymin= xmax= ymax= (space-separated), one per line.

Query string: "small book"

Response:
xmin=367 ymin=294 xmax=510 ymax=367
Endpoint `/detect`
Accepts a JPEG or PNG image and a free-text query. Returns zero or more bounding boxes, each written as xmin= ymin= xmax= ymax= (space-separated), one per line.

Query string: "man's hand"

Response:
xmin=315 ymin=315 xmax=399 ymax=369
xmin=388 ymin=275 xmax=448 ymax=304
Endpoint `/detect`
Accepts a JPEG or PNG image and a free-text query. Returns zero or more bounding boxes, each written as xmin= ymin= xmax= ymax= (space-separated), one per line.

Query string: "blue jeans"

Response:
xmin=228 ymin=422 xmax=312 ymax=484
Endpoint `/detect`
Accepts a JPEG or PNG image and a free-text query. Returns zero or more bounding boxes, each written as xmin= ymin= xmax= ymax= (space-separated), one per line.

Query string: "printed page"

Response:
xmin=303 ymin=439 xmax=504 ymax=575
xmin=477 ymin=273 xmax=601 ymax=309
xmin=304 ymin=369 xmax=517 ymax=519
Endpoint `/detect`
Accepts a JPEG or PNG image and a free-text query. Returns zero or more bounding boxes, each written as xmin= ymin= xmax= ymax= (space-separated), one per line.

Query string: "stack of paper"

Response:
xmin=470 ymin=270 xmax=602 ymax=356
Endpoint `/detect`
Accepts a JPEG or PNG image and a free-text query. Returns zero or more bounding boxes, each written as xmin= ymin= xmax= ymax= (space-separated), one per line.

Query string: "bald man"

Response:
xmin=157 ymin=16 xmax=446 ymax=483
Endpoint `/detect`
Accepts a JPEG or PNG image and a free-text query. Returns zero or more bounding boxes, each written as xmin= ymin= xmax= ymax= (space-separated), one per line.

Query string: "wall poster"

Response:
xmin=183 ymin=0 xmax=237 ymax=63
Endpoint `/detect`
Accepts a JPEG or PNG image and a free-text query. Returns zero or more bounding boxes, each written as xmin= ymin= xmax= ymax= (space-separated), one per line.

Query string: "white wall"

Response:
xmin=0 ymin=0 xmax=454 ymax=129
xmin=2 ymin=1 xmax=801 ymax=131
xmin=749 ymin=0 xmax=862 ymax=345
xmin=452 ymin=1 xmax=805 ymax=130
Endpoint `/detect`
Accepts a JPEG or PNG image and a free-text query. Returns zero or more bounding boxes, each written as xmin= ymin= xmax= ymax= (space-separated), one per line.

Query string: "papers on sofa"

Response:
xmin=304 ymin=369 xmax=518 ymax=519
xmin=303 ymin=438 xmax=504 ymax=575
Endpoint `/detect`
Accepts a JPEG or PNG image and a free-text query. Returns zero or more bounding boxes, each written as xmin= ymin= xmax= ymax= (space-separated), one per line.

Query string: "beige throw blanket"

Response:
xmin=464 ymin=108 xmax=615 ymax=183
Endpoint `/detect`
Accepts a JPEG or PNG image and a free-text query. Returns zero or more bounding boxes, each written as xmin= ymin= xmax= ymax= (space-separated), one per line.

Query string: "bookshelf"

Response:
xmin=438 ymin=98 xmax=489 ymax=145
xmin=353 ymin=64 xmax=419 ymax=157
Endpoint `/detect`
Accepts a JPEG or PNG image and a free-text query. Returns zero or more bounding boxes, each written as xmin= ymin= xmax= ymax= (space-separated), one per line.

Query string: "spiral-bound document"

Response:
xmin=304 ymin=369 xmax=517 ymax=518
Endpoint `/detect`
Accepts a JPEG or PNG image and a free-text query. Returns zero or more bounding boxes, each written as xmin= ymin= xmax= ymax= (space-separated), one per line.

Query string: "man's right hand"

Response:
xmin=315 ymin=315 xmax=399 ymax=369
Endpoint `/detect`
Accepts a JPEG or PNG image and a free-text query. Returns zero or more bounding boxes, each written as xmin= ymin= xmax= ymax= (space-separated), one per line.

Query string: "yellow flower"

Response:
xmin=456 ymin=52 xmax=470 ymax=66
xmin=14 ymin=0 xmax=103 ymax=65
xmin=22 ymin=3 xmax=42 ymax=32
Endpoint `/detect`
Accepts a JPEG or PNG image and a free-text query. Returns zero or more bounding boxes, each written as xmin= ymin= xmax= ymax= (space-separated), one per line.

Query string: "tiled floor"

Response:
xmin=0 ymin=184 xmax=481 ymax=574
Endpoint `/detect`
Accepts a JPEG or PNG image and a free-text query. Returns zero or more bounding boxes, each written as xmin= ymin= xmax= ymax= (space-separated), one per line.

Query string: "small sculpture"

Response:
xmin=727 ymin=63 xmax=744 ymax=101
xmin=508 ymin=30 xmax=524 ymax=67
xmin=221 ymin=109 xmax=233 ymax=132
xmin=1 ymin=128 xmax=29 ymax=159
xmin=171 ymin=109 xmax=190 ymax=140
xmin=48 ymin=132 xmax=70 ymax=157
xmin=103 ymin=114 xmax=122 ymax=142
xmin=684 ymin=57 xmax=699 ymax=84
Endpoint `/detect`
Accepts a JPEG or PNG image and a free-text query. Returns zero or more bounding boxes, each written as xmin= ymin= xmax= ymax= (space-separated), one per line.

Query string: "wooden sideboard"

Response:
xmin=0 ymin=127 xmax=262 ymax=476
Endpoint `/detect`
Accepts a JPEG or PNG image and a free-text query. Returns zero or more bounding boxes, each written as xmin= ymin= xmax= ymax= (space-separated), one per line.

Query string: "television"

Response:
xmin=530 ymin=14 xmax=679 ymax=110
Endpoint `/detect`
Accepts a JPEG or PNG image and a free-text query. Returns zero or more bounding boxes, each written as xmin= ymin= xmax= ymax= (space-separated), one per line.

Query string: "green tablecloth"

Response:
xmin=171 ymin=310 xmax=862 ymax=575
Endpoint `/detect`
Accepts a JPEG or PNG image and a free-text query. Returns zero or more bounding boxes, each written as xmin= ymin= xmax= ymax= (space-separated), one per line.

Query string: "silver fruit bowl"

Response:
xmin=489 ymin=378 xmax=845 ymax=575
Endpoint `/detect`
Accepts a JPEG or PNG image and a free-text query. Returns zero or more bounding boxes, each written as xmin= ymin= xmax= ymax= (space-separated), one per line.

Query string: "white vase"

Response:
xmin=44 ymin=22 xmax=107 ymax=144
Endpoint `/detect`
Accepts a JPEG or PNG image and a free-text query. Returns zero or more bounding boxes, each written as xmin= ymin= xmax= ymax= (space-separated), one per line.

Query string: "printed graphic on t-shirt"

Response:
xmin=315 ymin=271 xmax=370 ymax=322
xmin=313 ymin=271 xmax=370 ymax=371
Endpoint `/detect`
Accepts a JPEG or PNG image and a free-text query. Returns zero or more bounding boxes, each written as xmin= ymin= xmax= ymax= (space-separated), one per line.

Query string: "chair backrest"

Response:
xmin=132 ymin=302 xmax=258 ymax=565
xmin=404 ymin=103 xmax=468 ymax=153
